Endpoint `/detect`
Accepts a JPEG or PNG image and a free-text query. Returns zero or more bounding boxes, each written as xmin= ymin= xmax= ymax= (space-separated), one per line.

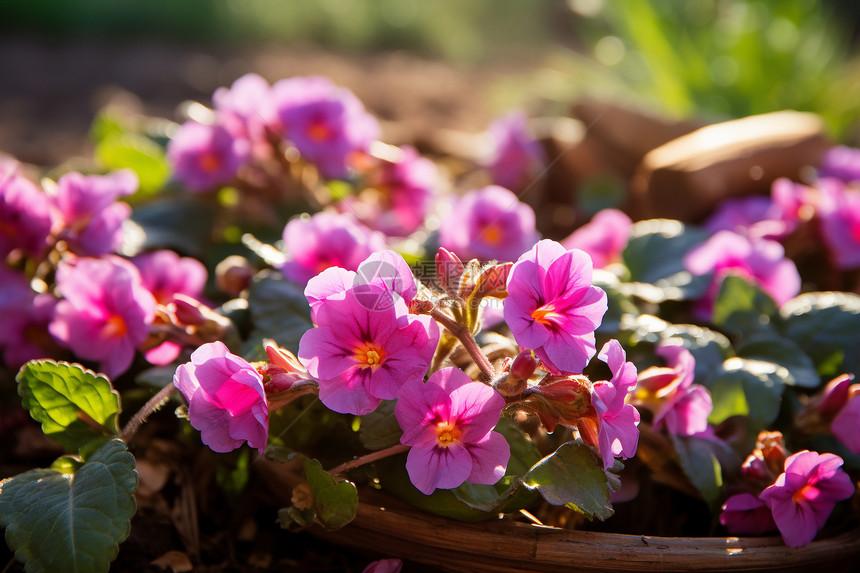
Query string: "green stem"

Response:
xmin=430 ymin=307 xmax=496 ymax=380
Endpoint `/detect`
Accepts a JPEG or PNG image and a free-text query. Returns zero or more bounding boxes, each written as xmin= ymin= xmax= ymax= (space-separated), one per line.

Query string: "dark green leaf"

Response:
xmin=781 ymin=292 xmax=860 ymax=378
xmin=712 ymin=275 xmax=779 ymax=334
xmin=359 ymin=400 xmax=402 ymax=451
xmin=16 ymin=360 xmax=120 ymax=452
xmin=248 ymin=271 xmax=313 ymax=355
xmin=130 ymin=196 xmax=216 ymax=254
xmin=0 ymin=439 xmax=138 ymax=573
xmin=592 ymin=270 xmax=640 ymax=333
xmin=661 ymin=324 xmax=732 ymax=387
xmin=671 ymin=435 xmax=723 ymax=508
xmin=707 ymin=358 xmax=785 ymax=434
xmin=523 ymin=441 xmax=613 ymax=521
xmin=277 ymin=506 xmax=315 ymax=529
xmin=735 ymin=333 xmax=820 ymax=388
xmin=622 ymin=219 xmax=710 ymax=301
xmin=302 ymin=458 xmax=357 ymax=530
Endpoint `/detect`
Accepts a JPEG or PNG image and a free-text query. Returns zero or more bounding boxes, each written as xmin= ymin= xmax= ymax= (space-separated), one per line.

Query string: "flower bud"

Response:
xmin=519 ymin=374 xmax=592 ymax=432
xmin=817 ymin=373 xmax=855 ymax=418
xmin=434 ymin=247 xmax=464 ymax=294
xmin=215 ymin=255 xmax=255 ymax=297
xmin=509 ymin=350 xmax=537 ymax=383
xmin=474 ymin=262 xmax=512 ymax=299
xmin=756 ymin=431 xmax=788 ymax=478
xmin=170 ymin=294 xmax=207 ymax=326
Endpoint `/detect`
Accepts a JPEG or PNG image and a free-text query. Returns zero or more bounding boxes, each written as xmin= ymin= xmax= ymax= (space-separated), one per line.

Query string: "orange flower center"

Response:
xmin=354 ymin=342 xmax=386 ymax=371
xmin=793 ymin=483 xmax=817 ymax=503
xmin=531 ymin=302 xmax=563 ymax=327
xmin=482 ymin=223 xmax=503 ymax=245
xmin=199 ymin=152 xmax=221 ymax=173
xmin=307 ymin=120 xmax=332 ymax=143
xmin=435 ymin=421 xmax=461 ymax=448
xmin=103 ymin=315 xmax=128 ymax=338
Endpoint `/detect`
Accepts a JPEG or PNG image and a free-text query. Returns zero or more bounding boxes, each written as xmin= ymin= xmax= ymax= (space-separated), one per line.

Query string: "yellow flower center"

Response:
xmin=531 ymin=302 xmax=563 ymax=327
xmin=354 ymin=342 xmax=386 ymax=371
xmin=435 ymin=421 xmax=461 ymax=448
xmin=103 ymin=315 xmax=128 ymax=338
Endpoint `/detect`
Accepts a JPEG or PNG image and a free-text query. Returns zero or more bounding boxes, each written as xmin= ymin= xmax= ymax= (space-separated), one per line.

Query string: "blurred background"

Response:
xmin=4 ymin=0 xmax=860 ymax=168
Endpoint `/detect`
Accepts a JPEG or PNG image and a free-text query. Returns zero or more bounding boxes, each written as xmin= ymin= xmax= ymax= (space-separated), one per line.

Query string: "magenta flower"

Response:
xmin=684 ymin=230 xmax=801 ymax=320
xmin=819 ymin=145 xmax=860 ymax=183
xmin=272 ymin=76 xmax=379 ymax=179
xmin=174 ymin=341 xmax=268 ymax=454
xmin=340 ymin=146 xmax=437 ymax=237
xmin=0 ymin=166 xmax=53 ymax=259
xmin=561 ymin=209 xmax=632 ymax=269
xmin=304 ymin=249 xmax=417 ymax=322
xmin=759 ymin=450 xmax=855 ymax=547
xmin=49 ymin=256 xmax=156 ymax=378
xmin=816 ymin=179 xmax=860 ymax=269
xmin=167 ymin=120 xmax=250 ymax=192
xmin=212 ymin=73 xmax=276 ymax=154
xmin=831 ymin=394 xmax=860 ymax=454
xmin=590 ymin=340 xmax=640 ymax=470
xmin=635 ymin=344 xmax=712 ymax=437
xmin=484 ymin=111 xmax=544 ymax=191
xmin=298 ymin=287 xmax=439 ymax=415
xmin=133 ymin=250 xmax=208 ymax=305
xmin=395 ymin=367 xmax=510 ymax=495
xmin=0 ymin=266 xmax=58 ymax=368
xmin=703 ymin=196 xmax=795 ymax=242
xmin=439 ymin=185 xmax=539 ymax=263
xmin=719 ymin=493 xmax=777 ymax=536
xmin=770 ymin=177 xmax=817 ymax=224
xmin=281 ymin=211 xmax=387 ymax=285
xmin=504 ymin=239 xmax=607 ymax=374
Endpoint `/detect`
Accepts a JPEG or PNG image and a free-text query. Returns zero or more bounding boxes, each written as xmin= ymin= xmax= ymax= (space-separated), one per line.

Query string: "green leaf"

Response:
xmin=592 ymin=270 xmax=640 ymax=333
xmin=707 ymin=358 xmax=785 ymax=435
xmin=781 ymin=292 xmax=860 ymax=378
xmin=95 ymin=133 xmax=170 ymax=198
xmin=16 ymin=360 xmax=120 ymax=452
xmin=712 ymin=275 xmax=779 ymax=334
xmin=522 ymin=441 xmax=613 ymax=521
xmin=130 ymin=196 xmax=216 ymax=254
xmin=735 ymin=333 xmax=820 ymax=388
xmin=661 ymin=324 xmax=733 ymax=387
xmin=622 ymin=219 xmax=710 ymax=301
xmin=248 ymin=271 xmax=314 ymax=354
xmin=0 ymin=439 xmax=138 ymax=573
xmin=302 ymin=458 xmax=358 ymax=530
xmin=671 ymin=435 xmax=723 ymax=508
xmin=359 ymin=400 xmax=402 ymax=451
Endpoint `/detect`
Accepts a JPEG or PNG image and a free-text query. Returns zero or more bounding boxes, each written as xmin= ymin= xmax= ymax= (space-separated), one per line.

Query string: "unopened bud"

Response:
xmin=509 ymin=350 xmax=537 ymax=383
xmin=817 ymin=373 xmax=855 ymax=418
xmin=756 ymin=431 xmax=787 ymax=477
xmin=216 ymin=255 xmax=255 ymax=297
xmin=435 ymin=247 xmax=464 ymax=294
xmin=474 ymin=262 xmax=512 ymax=299
xmin=171 ymin=294 xmax=207 ymax=326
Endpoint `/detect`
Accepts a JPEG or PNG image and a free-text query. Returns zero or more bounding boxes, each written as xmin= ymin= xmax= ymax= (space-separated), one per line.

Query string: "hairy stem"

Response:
xmin=328 ymin=443 xmax=410 ymax=476
xmin=430 ymin=307 xmax=496 ymax=380
xmin=120 ymin=382 xmax=177 ymax=443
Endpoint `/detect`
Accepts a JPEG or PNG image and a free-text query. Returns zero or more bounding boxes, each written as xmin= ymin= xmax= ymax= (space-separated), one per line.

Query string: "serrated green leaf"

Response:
xmin=707 ymin=358 xmax=785 ymax=434
xmin=302 ymin=458 xmax=357 ymax=530
xmin=622 ymin=219 xmax=710 ymax=301
xmin=523 ymin=441 xmax=613 ymax=521
xmin=359 ymin=400 xmax=402 ymax=451
xmin=248 ymin=272 xmax=313 ymax=355
xmin=671 ymin=435 xmax=723 ymax=508
xmin=0 ymin=439 xmax=138 ymax=573
xmin=95 ymin=133 xmax=169 ymax=198
xmin=781 ymin=292 xmax=860 ymax=378
xmin=712 ymin=275 xmax=779 ymax=334
xmin=16 ymin=360 xmax=120 ymax=452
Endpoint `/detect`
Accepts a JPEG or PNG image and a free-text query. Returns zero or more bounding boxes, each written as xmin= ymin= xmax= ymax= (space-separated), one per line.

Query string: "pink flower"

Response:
xmin=590 ymin=340 xmax=640 ymax=470
xmin=281 ymin=211 xmax=387 ymax=285
xmin=439 ymin=186 xmax=539 ymax=263
xmin=272 ymin=76 xmax=379 ymax=179
xmin=759 ymin=450 xmax=855 ymax=547
xmin=304 ymin=250 xmax=416 ymax=322
xmin=719 ymin=493 xmax=777 ymax=536
xmin=298 ymin=287 xmax=439 ymax=415
xmin=684 ymin=230 xmax=800 ymax=320
xmin=484 ymin=111 xmax=544 ymax=191
xmin=50 ymin=170 xmax=137 ymax=256
xmin=0 ymin=166 xmax=53 ymax=259
xmin=49 ymin=256 xmax=156 ymax=378
xmin=212 ymin=73 xmax=276 ymax=155
xmin=635 ymin=344 xmax=712 ymax=437
xmin=703 ymin=196 xmax=795 ymax=242
xmin=819 ymin=145 xmax=860 ymax=183
xmin=504 ymin=239 xmax=607 ymax=374
xmin=831 ymin=393 xmax=860 ymax=454
xmin=561 ymin=209 xmax=632 ymax=269
xmin=174 ymin=341 xmax=268 ymax=454
xmin=133 ymin=250 xmax=208 ymax=305
xmin=339 ymin=146 xmax=437 ymax=237
xmin=395 ymin=367 xmax=510 ymax=495
xmin=167 ymin=121 xmax=250 ymax=192
xmin=362 ymin=559 xmax=403 ymax=573
xmin=0 ymin=266 xmax=58 ymax=368
xmin=816 ymin=179 xmax=860 ymax=269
